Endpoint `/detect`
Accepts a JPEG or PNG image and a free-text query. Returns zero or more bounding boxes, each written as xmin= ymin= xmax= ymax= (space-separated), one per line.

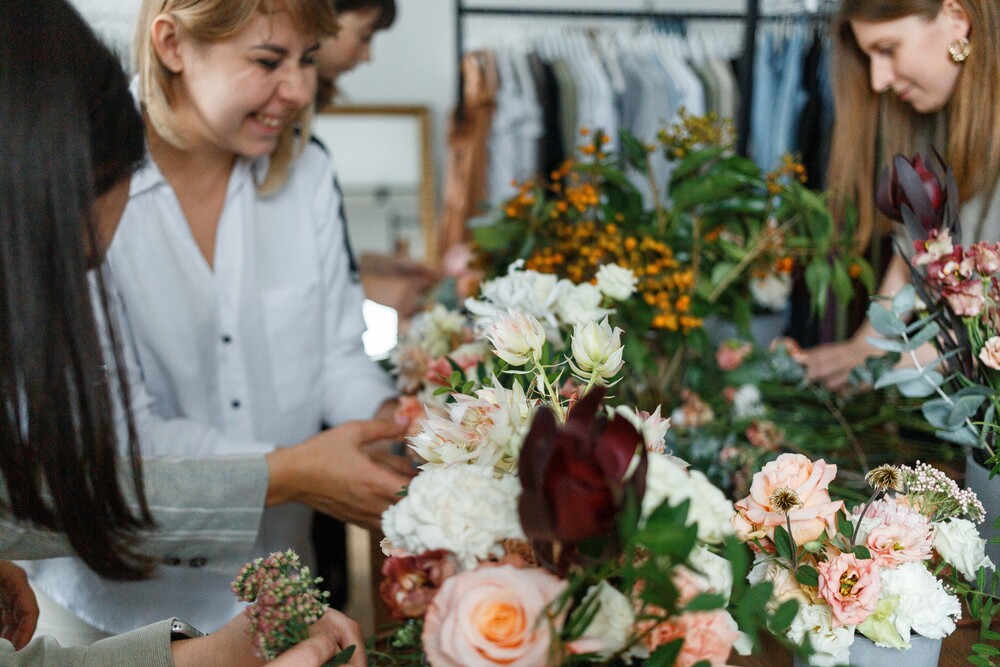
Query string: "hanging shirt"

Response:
xmin=27 ymin=140 xmax=397 ymax=634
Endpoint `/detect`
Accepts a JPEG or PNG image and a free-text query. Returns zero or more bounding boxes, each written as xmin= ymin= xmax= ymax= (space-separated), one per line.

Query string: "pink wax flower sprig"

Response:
xmin=232 ymin=549 xmax=355 ymax=665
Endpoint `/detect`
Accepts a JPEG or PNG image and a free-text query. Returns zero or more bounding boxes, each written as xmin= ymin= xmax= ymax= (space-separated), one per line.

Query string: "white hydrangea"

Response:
xmin=556 ymin=280 xmax=611 ymax=325
xmin=933 ymin=518 xmax=995 ymax=582
xmin=750 ymin=272 xmax=792 ymax=312
xmin=595 ymin=264 xmax=638 ymax=301
xmin=409 ymin=380 xmax=536 ymax=472
xmin=642 ymin=453 xmax=735 ymax=544
xmin=381 ymin=465 xmax=526 ymax=569
xmin=731 ymin=384 xmax=765 ymax=419
xmin=786 ymin=603 xmax=854 ymax=667
xmin=879 ymin=561 xmax=961 ymax=640
xmin=410 ymin=304 xmax=470 ymax=357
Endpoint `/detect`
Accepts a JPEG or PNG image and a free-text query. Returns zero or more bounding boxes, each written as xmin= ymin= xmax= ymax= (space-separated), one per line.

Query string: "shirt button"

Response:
xmin=163 ymin=556 xmax=182 ymax=566
xmin=221 ymin=334 xmax=232 ymax=344
xmin=231 ymin=399 xmax=241 ymax=409
xmin=189 ymin=557 xmax=208 ymax=568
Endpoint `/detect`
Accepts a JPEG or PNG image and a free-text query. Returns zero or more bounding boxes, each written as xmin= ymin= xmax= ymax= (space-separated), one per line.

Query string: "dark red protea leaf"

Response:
xmin=876 ymin=152 xmax=956 ymax=243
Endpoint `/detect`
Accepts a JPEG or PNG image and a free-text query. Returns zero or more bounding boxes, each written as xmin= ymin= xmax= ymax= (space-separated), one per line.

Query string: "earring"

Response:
xmin=948 ymin=37 xmax=971 ymax=63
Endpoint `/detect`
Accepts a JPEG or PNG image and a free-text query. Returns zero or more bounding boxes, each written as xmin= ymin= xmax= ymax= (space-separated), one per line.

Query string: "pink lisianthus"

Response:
xmin=733 ymin=454 xmax=844 ymax=545
xmin=969 ymin=241 xmax=1000 ymax=274
xmin=856 ymin=501 xmax=933 ymax=567
xmin=379 ymin=550 xmax=458 ymax=620
xmin=716 ymin=339 xmax=753 ymax=372
xmin=979 ymin=336 xmax=1000 ymax=371
xmin=816 ymin=553 xmax=881 ymax=627
xmin=422 ymin=565 xmax=566 ymax=667
xmin=942 ymin=278 xmax=985 ymax=317
xmin=911 ymin=228 xmax=954 ymax=267
xmin=925 ymin=247 xmax=968 ymax=290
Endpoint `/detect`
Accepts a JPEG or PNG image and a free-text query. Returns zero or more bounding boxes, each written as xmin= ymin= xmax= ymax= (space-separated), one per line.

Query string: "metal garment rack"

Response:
xmin=454 ymin=0 xmax=822 ymax=157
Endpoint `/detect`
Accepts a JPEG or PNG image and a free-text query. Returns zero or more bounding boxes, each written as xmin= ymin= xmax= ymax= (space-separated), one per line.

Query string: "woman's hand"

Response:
xmin=801 ymin=334 xmax=880 ymax=391
xmin=172 ymin=608 xmax=366 ymax=667
xmin=0 ymin=561 xmax=38 ymax=649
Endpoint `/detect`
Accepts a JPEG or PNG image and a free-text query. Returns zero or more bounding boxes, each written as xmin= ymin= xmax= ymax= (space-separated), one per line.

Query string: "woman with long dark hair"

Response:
xmin=1 ymin=0 xmax=373 ymax=662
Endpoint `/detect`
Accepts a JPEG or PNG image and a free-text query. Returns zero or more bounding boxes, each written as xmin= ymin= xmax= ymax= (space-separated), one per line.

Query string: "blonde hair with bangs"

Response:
xmin=828 ymin=0 xmax=1000 ymax=247
xmin=133 ymin=0 xmax=340 ymax=195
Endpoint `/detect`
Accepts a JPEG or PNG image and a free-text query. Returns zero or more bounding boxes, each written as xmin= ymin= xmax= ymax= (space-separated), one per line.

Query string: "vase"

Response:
xmin=791 ymin=633 xmax=942 ymax=667
xmin=966 ymin=450 xmax=999 ymax=587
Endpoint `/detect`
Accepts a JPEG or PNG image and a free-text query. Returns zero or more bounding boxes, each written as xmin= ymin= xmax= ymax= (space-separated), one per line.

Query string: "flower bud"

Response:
xmin=485 ymin=309 xmax=546 ymax=367
xmin=569 ymin=317 xmax=625 ymax=383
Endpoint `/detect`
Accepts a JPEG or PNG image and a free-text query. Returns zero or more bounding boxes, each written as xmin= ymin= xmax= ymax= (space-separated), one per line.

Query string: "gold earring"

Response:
xmin=948 ymin=37 xmax=971 ymax=63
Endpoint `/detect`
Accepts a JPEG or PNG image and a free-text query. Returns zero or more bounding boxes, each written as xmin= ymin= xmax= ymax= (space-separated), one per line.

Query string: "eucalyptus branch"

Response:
xmin=801 ymin=378 xmax=869 ymax=471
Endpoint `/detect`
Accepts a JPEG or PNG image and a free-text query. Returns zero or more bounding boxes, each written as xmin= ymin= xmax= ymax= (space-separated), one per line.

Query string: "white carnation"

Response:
xmin=732 ymin=384 xmax=765 ymax=419
xmin=642 ymin=453 xmax=734 ymax=544
xmin=786 ymin=603 xmax=854 ymax=667
xmin=465 ymin=261 xmax=563 ymax=331
xmin=750 ymin=272 xmax=792 ymax=312
xmin=933 ymin=518 xmax=995 ymax=582
xmin=381 ymin=465 xmax=526 ymax=569
xmin=595 ymin=264 xmax=638 ymax=301
xmin=879 ymin=562 xmax=961 ymax=640
xmin=555 ymin=280 xmax=611 ymax=325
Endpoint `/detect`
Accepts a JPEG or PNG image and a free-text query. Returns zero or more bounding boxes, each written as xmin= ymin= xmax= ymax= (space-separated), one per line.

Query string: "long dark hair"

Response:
xmin=0 ymin=0 xmax=154 ymax=579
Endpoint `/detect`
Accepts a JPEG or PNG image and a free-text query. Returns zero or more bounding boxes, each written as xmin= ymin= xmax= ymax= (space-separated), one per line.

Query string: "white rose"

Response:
xmin=555 ymin=281 xmax=611 ymax=325
xmin=595 ymin=264 xmax=638 ymax=301
xmin=574 ymin=581 xmax=636 ymax=659
xmin=747 ymin=555 xmax=809 ymax=607
xmin=933 ymin=518 xmax=995 ymax=581
xmin=879 ymin=562 xmax=961 ymax=640
xmin=642 ymin=453 xmax=735 ymax=544
xmin=750 ymin=272 xmax=792 ymax=312
xmin=786 ymin=603 xmax=854 ymax=667
xmin=380 ymin=465 xmax=526 ymax=570
xmin=569 ymin=317 xmax=625 ymax=383
xmin=485 ymin=309 xmax=546 ymax=366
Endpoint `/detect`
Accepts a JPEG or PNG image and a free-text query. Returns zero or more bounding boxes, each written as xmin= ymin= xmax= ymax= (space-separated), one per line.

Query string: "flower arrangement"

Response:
xmin=470 ymin=112 xmax=872 ymax=410
xmin=866 ymin=152 xmax=1000 ymax=478
xmin=732 ymin=455 xmax=998 ymax=666
xmin=373 ymin=281 xmax=795 ymax=666
xmin=232 ymin=549 xmax=356 ymax=666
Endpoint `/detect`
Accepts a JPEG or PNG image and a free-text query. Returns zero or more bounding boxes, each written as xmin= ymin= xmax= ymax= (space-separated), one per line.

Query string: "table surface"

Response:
xmin=730 ymin=627 xmax=982 ymax=667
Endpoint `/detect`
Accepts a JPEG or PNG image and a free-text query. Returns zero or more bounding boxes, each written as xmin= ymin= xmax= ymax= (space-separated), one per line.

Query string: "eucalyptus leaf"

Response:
xmin=867 ymin=302 xmax=907 ymax=336
xmin=892 ymin=284 xmax=916 ymax=314
xmin=947 ymin=394 xmax=987 ymax=428
xmin=936 ymin=426 xmax=980 ymax=446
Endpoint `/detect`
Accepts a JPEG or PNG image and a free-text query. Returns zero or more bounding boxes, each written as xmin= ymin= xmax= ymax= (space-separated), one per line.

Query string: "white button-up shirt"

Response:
xmin=28 ymin=140 xmax=397 ymax=633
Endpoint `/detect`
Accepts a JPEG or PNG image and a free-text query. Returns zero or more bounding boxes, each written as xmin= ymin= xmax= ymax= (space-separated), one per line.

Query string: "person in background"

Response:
xmin=315 ymin=0 xmax=440 ymax=319
xmin=801 ymin=0 xmax=1000 ymax=389
xmin=26 ymin=0 xmax=413 ymax=646
xmin=0 ymin=0 xmax=369 ymax=663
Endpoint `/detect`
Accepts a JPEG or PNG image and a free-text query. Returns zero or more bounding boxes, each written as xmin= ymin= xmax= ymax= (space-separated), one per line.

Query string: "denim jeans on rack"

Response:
xmin=750 ymin=25 xmax=807 ymax=172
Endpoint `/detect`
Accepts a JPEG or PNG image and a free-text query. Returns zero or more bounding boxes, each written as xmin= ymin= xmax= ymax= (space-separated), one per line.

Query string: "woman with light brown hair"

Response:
xmin=26 ymin=0 xmax=411 ymax=646
xmin=803 ymin=0 xmax=1000 ymax=389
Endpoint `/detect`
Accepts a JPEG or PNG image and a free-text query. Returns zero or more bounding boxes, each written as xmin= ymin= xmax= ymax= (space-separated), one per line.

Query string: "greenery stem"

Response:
xmin=707 ymin=214 xmax=799 ymax=304
xmin=849 ymin=489 xmax=881 ymax=549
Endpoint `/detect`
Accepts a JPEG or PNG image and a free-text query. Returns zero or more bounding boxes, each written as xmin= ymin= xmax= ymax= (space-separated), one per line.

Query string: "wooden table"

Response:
xmin=730 ymin=627 xmax=981 ymax=666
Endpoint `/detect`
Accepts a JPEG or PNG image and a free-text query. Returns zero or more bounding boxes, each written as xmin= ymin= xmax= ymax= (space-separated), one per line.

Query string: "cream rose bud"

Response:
xmin=485 ymin=309 xmax=546 ymax=367
xmin=979 ymin=336 xmax=1000 ymax=371
xmin=933 ymin=518 xmax=996 ymax=581
xmin=596 ymin=263 xmax=638 ymax=301
xmin=569 ymin=317 xmax=625 ymax=381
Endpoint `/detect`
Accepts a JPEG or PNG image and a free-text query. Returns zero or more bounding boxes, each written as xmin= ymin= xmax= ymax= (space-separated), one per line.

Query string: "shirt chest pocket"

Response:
xmin=261 ymin=281 xmax=324 ymax=412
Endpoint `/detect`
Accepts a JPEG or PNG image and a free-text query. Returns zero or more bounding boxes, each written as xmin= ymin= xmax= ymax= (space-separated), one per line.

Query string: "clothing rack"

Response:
xmin=454 ymin=1 xmax=834 ymax=156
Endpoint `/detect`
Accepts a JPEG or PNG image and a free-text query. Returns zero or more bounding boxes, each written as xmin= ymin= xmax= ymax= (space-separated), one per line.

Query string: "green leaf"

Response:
xmin=669 ymin=145 xmax=727 ymax=182
xmin=795 ymin=565 xmax=819 ymax=587
xmin=472 ymin=222 xmax=524 ymax=251
xmin=855 ymin=258 xmax=877 ymax=293
xmin=892 ymin=284 xmax=916 ymax=313
xmin=867 ymin=302 xmax=908 ymax=336
xmin=948 ymin=395 xmax=987 ymax=428
xmin=770 ymin=599 xmax=800 ymax=632
xmin=324 ymin=645 xmax=357 ymax=667
xmin=837 ymin=512 xmax=854 ymax=539
xmin=774 ymin=524 xmax=794 ymax=562
xmin=648 ymin=639 xmax=685 ymax=667
xmin=619 ymin=130 xmax=650 ymax=172
xmin=683 ymin=593 xmax=726 ymax=612
xmin=853 ymin=545 xmax=872 ymax=560
xmin=831 ymin=259 xmax=853 ymax=303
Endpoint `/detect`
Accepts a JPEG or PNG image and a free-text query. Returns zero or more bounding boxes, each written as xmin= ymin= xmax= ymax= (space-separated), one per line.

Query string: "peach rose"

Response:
xmin=422 ymin=565 xmax=566 ymax=667
xmin=733 ymin=454 xmax=844 ymax=545
xmin=979 ymin=336 xmax=1000 ymax=371
xmin=816 ymin=553 xmax=881 ymax=627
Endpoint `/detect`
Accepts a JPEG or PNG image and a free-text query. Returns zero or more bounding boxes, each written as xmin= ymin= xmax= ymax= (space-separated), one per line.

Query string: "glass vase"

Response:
xmin=792 ymin=633 xmax=942 ymax=667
